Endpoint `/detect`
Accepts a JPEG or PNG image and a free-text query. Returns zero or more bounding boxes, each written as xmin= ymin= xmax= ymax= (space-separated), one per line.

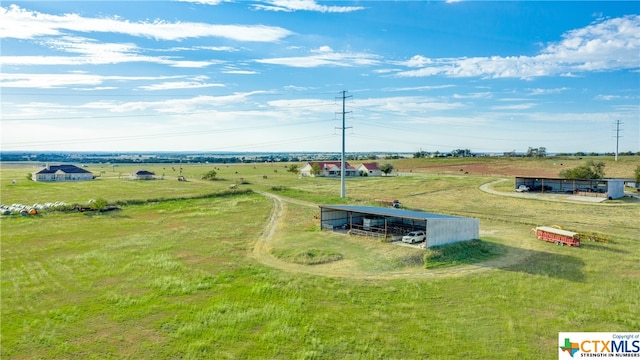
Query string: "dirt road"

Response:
xmin=251 ymin=190 xmax=535 ymax=280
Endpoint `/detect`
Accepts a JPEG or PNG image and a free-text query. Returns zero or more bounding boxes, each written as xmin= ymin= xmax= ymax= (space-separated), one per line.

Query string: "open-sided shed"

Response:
xmin=515 ymin=177 xmax=624 ymax=199
xmin=319 ymin=205 xmax=479 ymax=248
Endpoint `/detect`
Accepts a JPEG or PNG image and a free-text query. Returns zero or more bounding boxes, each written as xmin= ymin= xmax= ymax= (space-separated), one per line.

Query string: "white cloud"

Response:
xmin=80 ymin=92 xmax=269 ymax=114
xmin=452 ymin=92 xmax=492 ymax=99
xmin=354 ymin=96 xmax=466 ymax=113
xmin=0 ymin=5 xmax=293 ymax=42
xmin=399 ymin=55 xmax=432 ymax=68
xmin=0 ymin=73 xmax=180 ymax=88
xmin=491 ymin=103 xmax=537 ymax=110
xmin=222 ymin=70 xmax=259 ymax=74
xmin=383 ymin=85 xmax=456 ymax=92
xmin=527 ymin=87 xmax=569 ymax=96
xmin=252 ymin=0 xmax=364 ymax=13
xmin=396 ymin=15 xmax=640 ymax=79
xmin=138 ymin=81 xmax=225 ymax=91
xmin=256 ymin=46 xmax=381 ymax=68
xmin=0 ymin=36 xmax=218 ymax=68
xmin=176 ymin=0 xmax=226 ymax=5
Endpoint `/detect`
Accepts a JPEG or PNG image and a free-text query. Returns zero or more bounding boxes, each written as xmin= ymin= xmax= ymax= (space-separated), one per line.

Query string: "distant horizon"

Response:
xmin=2 ymin=149 xmax=637 ymax=156
xmin=2 ymin=1 xmax=638 ymax=153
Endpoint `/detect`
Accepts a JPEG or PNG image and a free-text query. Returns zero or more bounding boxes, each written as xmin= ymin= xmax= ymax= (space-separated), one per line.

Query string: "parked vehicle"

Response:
xmin=534 ymin=226 xmax=580 ymax=247
xmin=402 ymin=231 xmax=426 ymax=244
xmin=516 ymin=185 xmax=530 ymax=192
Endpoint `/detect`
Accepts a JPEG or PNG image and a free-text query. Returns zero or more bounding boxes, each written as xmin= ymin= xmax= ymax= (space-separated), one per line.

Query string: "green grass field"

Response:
xmin=1 ymin=157 xmax=639 ymax=359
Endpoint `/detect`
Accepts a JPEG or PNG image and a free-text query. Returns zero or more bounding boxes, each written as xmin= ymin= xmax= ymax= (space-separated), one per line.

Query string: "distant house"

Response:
xmin=357 ymin=163 xmax=382 ymax=177
xmin=131 ymin=170 xmax=156 ymax=180
xmin=300 ymin=161 xmax=357 ymax=177
xmin=32 ymin=164 xmax=93 ymax=182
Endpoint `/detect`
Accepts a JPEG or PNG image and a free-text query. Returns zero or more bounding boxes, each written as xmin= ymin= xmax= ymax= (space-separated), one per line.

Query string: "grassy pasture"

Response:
xmin=1 ymin=157 xmax=639 ymax=359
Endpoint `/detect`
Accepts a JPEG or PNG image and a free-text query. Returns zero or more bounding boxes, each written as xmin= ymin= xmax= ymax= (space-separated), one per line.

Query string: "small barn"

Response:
xmin=319 ymin=205 xmax=479 ymax=248
xmin=32 ymin=164 xmax=93 ymax=182
xmin=131 ymin=170 xmax=155 ymax=180
xmin=515 ymin=177 xmax=625 ymax=199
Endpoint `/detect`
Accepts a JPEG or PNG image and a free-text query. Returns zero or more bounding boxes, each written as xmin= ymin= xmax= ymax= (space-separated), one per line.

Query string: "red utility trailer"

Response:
xmin=534 ymin=226 xmax=581 ymax=247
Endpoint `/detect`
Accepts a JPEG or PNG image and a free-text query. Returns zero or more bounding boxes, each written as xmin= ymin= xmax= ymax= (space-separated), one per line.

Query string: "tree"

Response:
xmin=286 ymin=164 xmax=299 ymax=175
xmin=311 ymin=163 xmax=322 ymax=176
xmin=90 ymin=198 xmax=108 ymax=211
xmin=451 ymin=149 xmax=472 ymax=157
xmin=379 ymin=163 xmax=394 ymax=176
xmin=634 ymin=165 xmax=640 ymax=184
xmin=559 ymin=160 xmax=605 ymax=179
xmin=201 ymin=169 xmax=217 ymax=180
xmin=526 ymin=147 xmax=547 ymax=158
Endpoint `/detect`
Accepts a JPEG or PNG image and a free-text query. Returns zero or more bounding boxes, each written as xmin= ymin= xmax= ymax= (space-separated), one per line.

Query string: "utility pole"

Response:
xmin=614 ymin=120 xmax=622 ymax=161
xmin=336 ymin=90 xmax=352 ymax=198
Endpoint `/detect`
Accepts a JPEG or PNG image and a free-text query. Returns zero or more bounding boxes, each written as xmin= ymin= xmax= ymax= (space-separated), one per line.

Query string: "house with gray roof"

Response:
xmin=32 ymin=164 xmax=93 ymax=182
xmin=131 ymin=170 xmax=156 ymax=180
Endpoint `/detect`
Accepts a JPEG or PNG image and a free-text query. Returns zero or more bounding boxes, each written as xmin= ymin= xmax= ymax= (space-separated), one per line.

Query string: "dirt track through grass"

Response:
xmin=252 ymin=189 xmax=538 ymax=280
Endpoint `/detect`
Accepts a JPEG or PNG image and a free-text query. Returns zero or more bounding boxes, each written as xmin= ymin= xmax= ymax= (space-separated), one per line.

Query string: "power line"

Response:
xmin=613 ymin=119 xmax=623 ymax=161
xmin=336 ymin=90 xmax=352 ymax=199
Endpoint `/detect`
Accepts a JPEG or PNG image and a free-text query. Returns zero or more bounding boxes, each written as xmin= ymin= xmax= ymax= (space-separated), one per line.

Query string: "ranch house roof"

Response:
xmin=35 ymin=164 xmax=92 ymax=174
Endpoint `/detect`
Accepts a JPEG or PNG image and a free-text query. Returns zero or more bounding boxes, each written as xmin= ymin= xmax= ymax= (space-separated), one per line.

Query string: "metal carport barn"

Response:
xmin=515 ymin=177 xmax=625 ymax=199
xmin=319 ymin=205 xmax=479 ymax=248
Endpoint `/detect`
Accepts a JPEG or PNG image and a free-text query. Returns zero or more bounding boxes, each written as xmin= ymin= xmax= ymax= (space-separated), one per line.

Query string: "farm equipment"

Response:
xmin=375 ymin=199 xmax=401 ymax=208
xmin=532 ymin=225 xmax=612 ymax=247
xmin=533 ymin=226 xmax=581 ymax=247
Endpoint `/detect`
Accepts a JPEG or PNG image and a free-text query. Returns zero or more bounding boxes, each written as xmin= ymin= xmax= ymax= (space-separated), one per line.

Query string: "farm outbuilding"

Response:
xmin=131 ymin=170 xmax=155 ymax=180
xmin=515 ymin=177 xmax=625 ymax=199
xmin=319 ymin=205 xmax=479 ymax=248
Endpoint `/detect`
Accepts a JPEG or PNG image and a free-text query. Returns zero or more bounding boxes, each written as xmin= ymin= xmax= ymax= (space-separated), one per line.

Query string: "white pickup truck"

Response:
xmin=516 ymin=185 xmax=530 ymax=192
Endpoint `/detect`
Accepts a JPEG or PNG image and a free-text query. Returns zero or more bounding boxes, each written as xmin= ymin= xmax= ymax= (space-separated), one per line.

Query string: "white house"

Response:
xmin=32 ymin=164 xmax=93 ymax=182
xmin=357 ymin=163 xmax=382 ymax=177
xmin=300 ymin=161 xmax=358 ymax=177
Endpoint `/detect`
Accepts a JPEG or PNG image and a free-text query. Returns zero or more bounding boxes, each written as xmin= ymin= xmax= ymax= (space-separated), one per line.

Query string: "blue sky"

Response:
xmin=1 ymin=0 xmax=639 ymax=154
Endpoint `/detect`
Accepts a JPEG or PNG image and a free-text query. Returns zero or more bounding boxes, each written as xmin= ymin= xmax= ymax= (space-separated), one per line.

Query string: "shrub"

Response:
xmin=90 ymin=198 xmax=109 ymax=211
xmin=559 ymin=160 xmax=605 ymax=179
xmin=201 ymin=169 xmax=217 ymax=180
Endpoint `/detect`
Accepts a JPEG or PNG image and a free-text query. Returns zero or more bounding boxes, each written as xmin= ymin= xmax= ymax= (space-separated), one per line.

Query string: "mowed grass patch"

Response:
xmin=271 ymin=248 xmax=344 ymax=265
xmin=423 ymin=239 xmax=507 ymax=269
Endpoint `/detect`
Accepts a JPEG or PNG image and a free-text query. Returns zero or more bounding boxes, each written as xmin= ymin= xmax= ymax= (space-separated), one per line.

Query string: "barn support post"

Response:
xmin=384 ymin=218 xmax=388 ymax=239
xmin=424 ymin=220 xmax=428 ymax=248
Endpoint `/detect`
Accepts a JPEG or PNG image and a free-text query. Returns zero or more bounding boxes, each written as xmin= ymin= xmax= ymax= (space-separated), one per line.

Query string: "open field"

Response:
xmin=1 ymin=157 xmax=639 ymax=358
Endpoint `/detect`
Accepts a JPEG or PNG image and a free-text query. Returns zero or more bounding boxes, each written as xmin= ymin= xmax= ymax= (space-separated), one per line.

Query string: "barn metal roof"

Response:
xmin=319 ymin=205 xmax=467 ymax=221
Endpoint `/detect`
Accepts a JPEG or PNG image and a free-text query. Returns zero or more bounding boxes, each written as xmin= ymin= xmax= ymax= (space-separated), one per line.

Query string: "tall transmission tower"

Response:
xmin=614 ymin=120 xmax=623 ymax=161
xmin=336 ymin=90 xmax=352 ymax=198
